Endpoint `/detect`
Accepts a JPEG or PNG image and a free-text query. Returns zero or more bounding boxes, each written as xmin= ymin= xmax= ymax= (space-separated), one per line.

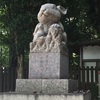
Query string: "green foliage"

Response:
xmin=0 ymin=0 xmax=45 ymax=67
xmin=0 ymin=45 xmax=9 ymax=67
xmin=65 ymin=0 xmax=98 ymax=42
xmin=49 ymin=0 xmax=99 ymax=43
xmin=0 ymin=0 xmax=45 ymax=50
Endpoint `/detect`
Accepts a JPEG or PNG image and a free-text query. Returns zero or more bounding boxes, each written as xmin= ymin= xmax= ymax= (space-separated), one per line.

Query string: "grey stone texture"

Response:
xmin=98 ymin=73 xmax=100 ymax=97
xmin=16 ymin=79 xmax=42 ymax=93
xmin=29 ymin=53 xmax=69 ymax=79
xmin=0 ymin=92 xmax=91 ymax=100
xmin=16 ymin=79 xmax=78 ymax=94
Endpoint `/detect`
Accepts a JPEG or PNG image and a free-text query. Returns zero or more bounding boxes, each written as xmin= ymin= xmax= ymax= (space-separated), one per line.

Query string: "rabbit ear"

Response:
xmin=57 ymin=5 xmax=68 ymax=15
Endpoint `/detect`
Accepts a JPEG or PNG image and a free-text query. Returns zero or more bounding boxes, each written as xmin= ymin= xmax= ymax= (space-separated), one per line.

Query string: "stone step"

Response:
xmin=16 ymin=79 xmax=78 ymax=94
xmin=0 ymin=92 xmax=91 ymax=100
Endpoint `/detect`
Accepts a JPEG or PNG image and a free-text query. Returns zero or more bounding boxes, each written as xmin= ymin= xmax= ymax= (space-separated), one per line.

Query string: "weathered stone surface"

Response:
xmin=0 ymin=92 xmax=91 ymax=100
xmin=16 ymin=79 xmax=42 ymax=93
xmin=29 ymin=53 xmax=69 ymax=79
xmin=30 ymin=41 xmax=68 ymax=56
xmin=42 ymin=79 xmax=78 ymax=94
xmin=30 ymin=3 xmax=67 ymax=53
xmin=16 ymin=79 xmax=78 ymax=94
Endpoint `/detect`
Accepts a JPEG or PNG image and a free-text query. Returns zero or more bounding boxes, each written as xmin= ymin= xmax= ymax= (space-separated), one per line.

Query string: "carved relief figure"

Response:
xmin=30 ymin=3 xmax=67 ymax=53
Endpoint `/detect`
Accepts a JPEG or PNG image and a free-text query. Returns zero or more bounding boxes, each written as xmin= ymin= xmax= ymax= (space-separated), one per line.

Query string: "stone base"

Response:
xmin=16 ymin=79 xmax=78 ymax=94
xmin=0 ymin=92 xmax=91 ymax=100
xmin=29 ymin=53 xmax=69 ymax=79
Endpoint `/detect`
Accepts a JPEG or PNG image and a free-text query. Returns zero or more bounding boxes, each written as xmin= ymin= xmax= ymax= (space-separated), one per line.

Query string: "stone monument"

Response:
xmin=29 ymin=3 xmax=69 ymax=79
xmin=16 ymin=3 xmax=78 ymax=94
xmin=14 ymin=3 xmax=91 ymax=100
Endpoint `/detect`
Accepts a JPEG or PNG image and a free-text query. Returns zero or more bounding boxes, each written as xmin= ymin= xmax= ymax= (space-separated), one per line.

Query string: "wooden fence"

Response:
xmin=70 ymin=66 xmax=100 ymax=100
xmin=0 ymin=67 xmax=16 ymax=92
xmin=0 ymin=67 xmax=28 ymax=92
xmin=70 ymin=66 xmax=100 ymax=90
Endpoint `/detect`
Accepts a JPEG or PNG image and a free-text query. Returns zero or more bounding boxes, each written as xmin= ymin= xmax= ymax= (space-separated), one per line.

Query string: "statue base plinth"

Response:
xmin=16 ymin=79 xmax=78 ymax=94
xmin=29 ymin=52 xmax=69 ymax=79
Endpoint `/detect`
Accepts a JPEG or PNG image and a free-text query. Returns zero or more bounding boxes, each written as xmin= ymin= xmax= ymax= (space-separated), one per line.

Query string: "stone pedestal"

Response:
xmin=16 ymin=79 xmax=78 ymax=94
xmin=16 ymin=51 xmax=79 ymax=95
xmin=0 ymin=92 xmax=91 ymax=100
xmin=14 ymin=44 xmax=91 ymax=100
xmin=29 ymin=53 xmax=69 ymax=79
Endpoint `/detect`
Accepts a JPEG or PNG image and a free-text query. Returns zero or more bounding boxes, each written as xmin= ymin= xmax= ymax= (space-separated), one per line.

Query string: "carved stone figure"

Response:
xmin=30 ymin=3 xmax=68 ymax=54
xmin=33 ymin=23 xmax=45 ymax=43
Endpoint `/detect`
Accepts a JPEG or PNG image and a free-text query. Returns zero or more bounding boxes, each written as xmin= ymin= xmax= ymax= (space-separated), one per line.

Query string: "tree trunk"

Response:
xmin=17 ymin=53 xmax=24 ymax=79
xmin=13 ymin=31 xmax=24 ymax=79
xmin=9 ymin=46 xmax=17 ymax=68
